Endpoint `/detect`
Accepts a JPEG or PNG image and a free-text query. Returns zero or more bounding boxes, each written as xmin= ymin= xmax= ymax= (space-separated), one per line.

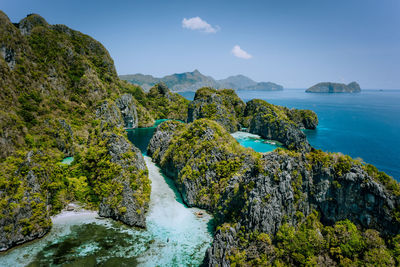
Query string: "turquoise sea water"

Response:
xmin=179 ymin=89 xmax=400 ymax=181
xmin=60 ymin=156 xmax=74 ymax=165
xmin=231 ymin=131 xmax=280 ymax=153
xmin=127 ymin=119 xmax=171 ymax=154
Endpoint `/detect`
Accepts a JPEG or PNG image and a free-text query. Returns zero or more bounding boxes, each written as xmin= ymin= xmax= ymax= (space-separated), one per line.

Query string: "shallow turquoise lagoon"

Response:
xmin=231 ymin=131 xmax=280 ymax=153
xmin=60 ymin=156 xmax=74 ymax=165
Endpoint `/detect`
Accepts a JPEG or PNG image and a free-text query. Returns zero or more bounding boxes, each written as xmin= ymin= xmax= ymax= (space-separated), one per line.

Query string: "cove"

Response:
xmin=232 ymin=131 xmax=280 ymax=153
xmin=0 ymin=121 xmax=212 ymax=266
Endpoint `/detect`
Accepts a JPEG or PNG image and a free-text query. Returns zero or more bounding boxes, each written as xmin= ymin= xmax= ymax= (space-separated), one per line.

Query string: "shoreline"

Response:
xmin=0 ymin=209 xmax=99 ymax=255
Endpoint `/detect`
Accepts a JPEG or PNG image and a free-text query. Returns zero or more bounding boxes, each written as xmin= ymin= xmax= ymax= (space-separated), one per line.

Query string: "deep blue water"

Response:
xmin=127 ymin=119 xmax=169 ymax=154
xmin=179 ymin=89 xmax=400 ymax=181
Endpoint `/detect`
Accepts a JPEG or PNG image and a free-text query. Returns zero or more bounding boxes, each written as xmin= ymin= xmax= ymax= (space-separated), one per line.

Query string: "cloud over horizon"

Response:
xmin=231 ymin=45 xmax=252 ymax=59
xmin=182 ymin=17 xmax=219 ymax=33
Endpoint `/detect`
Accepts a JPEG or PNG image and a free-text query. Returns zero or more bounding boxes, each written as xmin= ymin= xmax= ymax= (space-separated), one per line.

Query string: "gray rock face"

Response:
xmin=206 ymin=152 xmax=400 ymax=265
xmin=94 ymin=97 xmax=149 ymax=227
xmin=96 ymin=94 xmax=139 ymax=129
xmin=249 ymin=112 xmax=310 ymax=151
xmin=306 ymin=82 xmax=361 ymax=93
xmin=0 ymin=151 xmax=51 ymax=252
xmin=0 ymin=46 xmax=15 ymax=70
xmin=97 ymin=132 xmax=148 ymax=227
xmin=18 ymin=14 xmax=49 ymax=36
xmin=148 ymin=119 xmax=254 ymax=211
xmin=205 ymin=224 xmax=242 ymax=267
xmin=187 ymin=88 xmax=244 ymax=133
xmin=147 ymin=120 xmax=184 ymax=162
xmin=54 ymin=119 xmax=74 ymax=156
xmin=115 ymin=94 xmax=138 ymax=129
xmin=188 ymin=94 xmax=238 ymax=132
xmin=96 ymin=100 xmax=124 ymax=128
xmin=287 ymin=109 xmax=319 ymax=130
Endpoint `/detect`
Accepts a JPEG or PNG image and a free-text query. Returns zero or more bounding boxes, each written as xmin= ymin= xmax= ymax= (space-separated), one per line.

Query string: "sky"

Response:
xmin=2 ymin=0 xmax=400 ymax=89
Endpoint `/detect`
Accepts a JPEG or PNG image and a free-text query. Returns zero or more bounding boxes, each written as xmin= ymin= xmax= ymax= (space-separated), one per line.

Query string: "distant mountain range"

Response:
xmin=119 ymin=70 xmax=283 ymax=92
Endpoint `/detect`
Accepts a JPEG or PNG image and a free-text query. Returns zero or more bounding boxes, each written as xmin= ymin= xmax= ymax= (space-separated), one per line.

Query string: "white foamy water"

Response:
xmin=136 ymin=156 xmax=213 ymax=266
xmin=231 ymin=131 xmax=262 ymax=140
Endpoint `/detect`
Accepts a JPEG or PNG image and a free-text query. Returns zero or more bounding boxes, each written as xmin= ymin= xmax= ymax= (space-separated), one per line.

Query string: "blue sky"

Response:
xmin=2 ymin=0 xmax=400 ymax=88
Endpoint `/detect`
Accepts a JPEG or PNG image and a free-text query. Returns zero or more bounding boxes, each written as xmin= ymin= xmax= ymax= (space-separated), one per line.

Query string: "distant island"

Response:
xmin=306 ymin=82 xmax=361 ymax=93
xmin=119 ymin=70 xmax=283 ymax=92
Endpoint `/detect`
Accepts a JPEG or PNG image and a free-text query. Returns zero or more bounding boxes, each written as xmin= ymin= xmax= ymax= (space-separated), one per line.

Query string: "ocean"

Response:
xmin=179 ymin=89 xmax=400 ymax=181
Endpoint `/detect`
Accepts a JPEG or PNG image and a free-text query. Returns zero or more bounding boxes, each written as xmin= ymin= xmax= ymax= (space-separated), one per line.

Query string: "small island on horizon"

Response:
xmin=306 ymin=81 xmax=361 ymax=93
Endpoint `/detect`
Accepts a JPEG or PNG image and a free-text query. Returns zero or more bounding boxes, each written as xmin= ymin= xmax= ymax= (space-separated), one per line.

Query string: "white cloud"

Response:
xmin=182 ymin=17 xmax=219 ymax=33
xmin=231 ymin=45 xmax=252 ymax=59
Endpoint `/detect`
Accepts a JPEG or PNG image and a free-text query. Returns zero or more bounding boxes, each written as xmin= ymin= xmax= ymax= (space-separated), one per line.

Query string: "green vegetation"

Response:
xmin=363 ymin=163 xmax=400 ymax=197
xmin=80 ymin=125 xmax=151 ymax=211
xmin=146 ymin=83 xmax=189 ymax=121
xmin=305 ymin=149 xmax=362 ymax=177
xmin=188 ymin=87 xmax=246 ymax=132
xmin=222 ymin=211 xmax=399 ymax=266
xmin=0 ymin=11 xmax=154 ymax=249
xmin=156 ymin=119 xmax=257 ymax=209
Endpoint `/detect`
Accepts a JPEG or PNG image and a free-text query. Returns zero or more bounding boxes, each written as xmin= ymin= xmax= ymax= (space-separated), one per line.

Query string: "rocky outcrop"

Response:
xmin=147 ymin=120 xmax=186 ymax=162
xmin=115 ymin=93 xmax=139 ymax=129
xmin=18 ymin=14 xmax=49 ymax=36
xmin=54 ymin=119 xmax=74 ymax=156
xmin=287 ymin=109 xmax=319 ymax=129
xmin=0 ymin=151 xmax=51 ymax=251
xmin=237 ymin=151 xmax=399 ymax=236
xmin=95 ymin=100 xmax=124 ymax=128
xmin=143 ymin=83 xmax=190 ymax=121
xmin=148 ymin=119 xmax=255 ymax=210
xmin=306 ymin=82 xmax=361 ymax=93
xmin=93 ymin=98 xmax=150 ymax=227
xmin=96 ymin=94 xmax=140 ymax=129
xmin=187 ymin=88 xmax=245 ymax=133
xmin=244 ymin=99 xmax=311 ymax=151
xmin=0 ymin=46 xmax=15 ymax=70
xmin=97 ymin=132 xmax=148 ymax=227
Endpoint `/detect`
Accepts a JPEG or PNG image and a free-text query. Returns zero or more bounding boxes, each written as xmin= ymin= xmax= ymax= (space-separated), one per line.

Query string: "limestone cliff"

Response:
xmin=0 ymin=11 xmax=152 ymax=250
xmin=148 ymin=119 xmax=255 ymax=210
xmin=187 ymin=88 xmax=245 ymax=133
xmin=0 ymin=151 xmax=52 ymax=251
